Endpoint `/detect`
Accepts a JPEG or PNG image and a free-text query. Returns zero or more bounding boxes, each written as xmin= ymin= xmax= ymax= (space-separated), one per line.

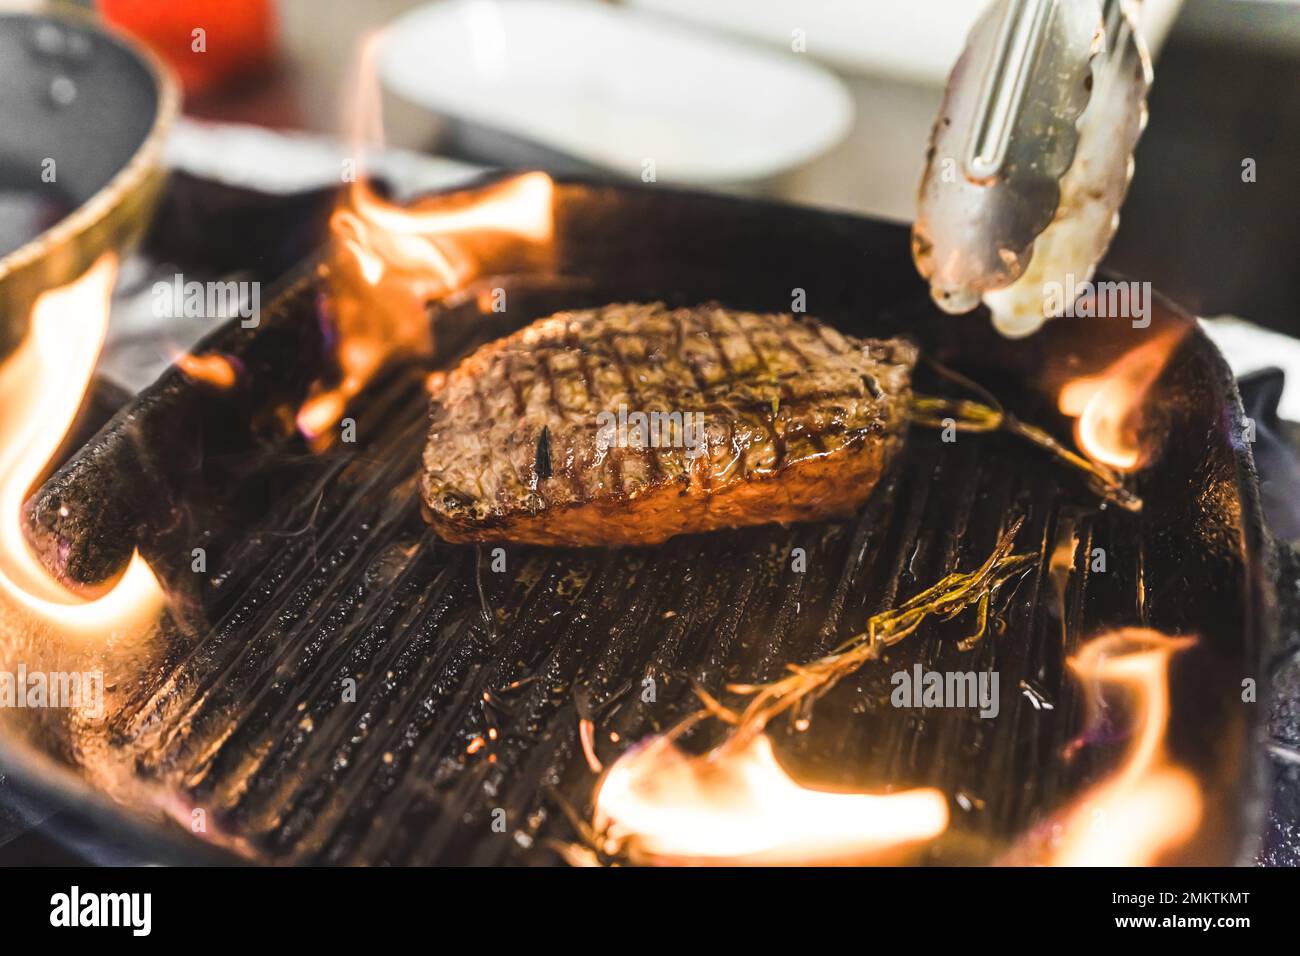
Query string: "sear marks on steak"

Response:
xmin=420 ymin=302 xmax=917 ymax=547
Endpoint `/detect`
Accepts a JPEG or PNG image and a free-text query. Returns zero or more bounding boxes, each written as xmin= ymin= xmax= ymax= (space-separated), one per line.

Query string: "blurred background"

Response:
xmin=3 ymin=0 xmax=1294 ymax=329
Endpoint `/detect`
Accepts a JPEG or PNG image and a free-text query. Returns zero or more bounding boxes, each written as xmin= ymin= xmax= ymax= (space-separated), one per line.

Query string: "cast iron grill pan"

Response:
xmin=21 ymin=182 xmax=1272 ymax=864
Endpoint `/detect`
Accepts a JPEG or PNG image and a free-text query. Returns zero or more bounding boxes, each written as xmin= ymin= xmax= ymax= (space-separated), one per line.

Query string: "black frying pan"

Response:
xmin=0 ymin=178 xmax=1278 ymax=865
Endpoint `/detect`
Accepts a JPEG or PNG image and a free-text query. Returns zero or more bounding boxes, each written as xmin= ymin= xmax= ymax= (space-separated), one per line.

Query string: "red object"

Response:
xmin=97 ymin=0 xmax=278 ymax=96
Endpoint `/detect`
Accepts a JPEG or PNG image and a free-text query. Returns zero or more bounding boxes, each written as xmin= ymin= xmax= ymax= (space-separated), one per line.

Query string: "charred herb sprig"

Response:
xmin=907 ymin=356 xmax=1141 ymax=512
xmin=909 ymin=395 xmax=1141 ymax=512
xmin=702 ymin=518 xmax=1034 ymax=747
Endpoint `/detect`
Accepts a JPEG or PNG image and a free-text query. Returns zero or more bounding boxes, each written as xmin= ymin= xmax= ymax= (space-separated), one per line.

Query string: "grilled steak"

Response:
xmin=420 ymin=302 xmax=917 ymax=547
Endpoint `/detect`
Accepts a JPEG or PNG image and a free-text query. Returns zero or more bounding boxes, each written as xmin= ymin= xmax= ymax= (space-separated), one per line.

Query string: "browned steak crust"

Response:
xmin=420 ymin=302 xmax=916 ymax=547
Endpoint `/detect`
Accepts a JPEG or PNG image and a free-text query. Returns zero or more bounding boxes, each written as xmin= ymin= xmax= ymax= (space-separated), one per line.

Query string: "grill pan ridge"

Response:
xmin=9 ymin=182 xmax=1273 ymax=865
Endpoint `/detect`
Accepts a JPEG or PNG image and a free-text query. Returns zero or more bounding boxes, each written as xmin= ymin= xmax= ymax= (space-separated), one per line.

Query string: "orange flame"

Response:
xmin=0 ymin=254 xmax=163 ymax=637
xmin=593 ymin=734 xmax=949 ymax=866
xmin=295 ymin=33 xmax=553 ymax=444
xmin=298 ymin=173 xmax=554 ymax=445
xmin=1058 ymin=332 xmax=1182 ymax=472
xmin=175 ymin=351 xmax=239 ymax=390
xmin=1045 ymin=629 xmax=1201 ymax=866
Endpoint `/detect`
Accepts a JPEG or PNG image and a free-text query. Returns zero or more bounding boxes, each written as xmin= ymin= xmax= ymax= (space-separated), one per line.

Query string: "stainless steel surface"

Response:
xmin=0 ymin=10 xmax=178 ymax=358
xmin=964 ymin=0 xmax=1056 ymax=184
xmin=914 ymin=0 xmax=1152 ymax=337
xmin=984 ymin=0 xmax=1152 ymax=336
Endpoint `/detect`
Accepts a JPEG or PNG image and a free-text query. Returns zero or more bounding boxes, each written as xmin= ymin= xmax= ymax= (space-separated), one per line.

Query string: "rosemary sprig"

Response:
xmin=713 ymin=518 xmax=1035 ymax=747
xmin=906 ymin=355 xmax=1141 ymax=512
xmin=909 ymin=394 xmax=1003 ymax=432
xmin=909 ymin=394 xmax=1142 ymax=512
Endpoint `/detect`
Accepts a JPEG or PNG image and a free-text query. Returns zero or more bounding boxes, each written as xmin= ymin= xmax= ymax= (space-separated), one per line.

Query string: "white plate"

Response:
xmin=380 ymin=0 xmax=854 ymax=184
xmin=627 ymin=0 xmax=1185 ymax=84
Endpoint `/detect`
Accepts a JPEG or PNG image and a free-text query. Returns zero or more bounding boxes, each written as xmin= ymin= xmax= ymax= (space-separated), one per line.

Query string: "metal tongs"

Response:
xmin=913 ymin=0 xmax=1153 ymax=337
